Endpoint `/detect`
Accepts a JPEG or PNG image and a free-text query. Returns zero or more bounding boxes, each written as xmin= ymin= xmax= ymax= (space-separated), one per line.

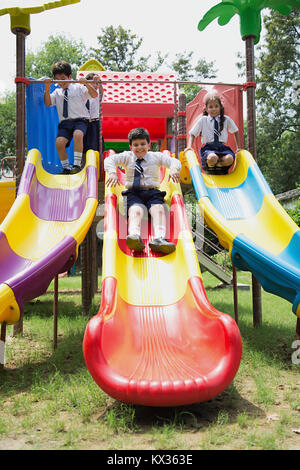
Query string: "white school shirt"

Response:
xmin=104 ymin=151 xmax=181 ymax=189
xmin=50 ymin=83 xmax=93 ymax=122
xmin=87 ymin=96 xmax=100 ymax=119
xmin=189 ymin=115 xmax=238 ymax=145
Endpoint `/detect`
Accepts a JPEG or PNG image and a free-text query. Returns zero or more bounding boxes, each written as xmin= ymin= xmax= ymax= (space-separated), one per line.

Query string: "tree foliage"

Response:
xmin=91 ymin=25 xmax=166 ymax=72
xmin=255 ymin=9 xmax=300 ymax=193
xmin=0 ymin=92 xmax=16 ymax=159
xmin=170 ymin=51 xmax=217 ymax=103
xmin=26 ymin=33 xmax=91 ymax=78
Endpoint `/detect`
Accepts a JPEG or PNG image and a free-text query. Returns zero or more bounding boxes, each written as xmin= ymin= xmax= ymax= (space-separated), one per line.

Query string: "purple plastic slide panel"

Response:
xmin=87 ymin=166 xmax=98 ymax=200
xmin=0 ymin=232 xmax=33 ymax=284
xmin=17 ymin=163 xmax=36 ymax=196
xmin=4 ymin=234 xmax=77 ymax=312
xmin=28 ymin=176 xmax=87 ymax=222
xmin=17 ymin=159 xmax=97 ymax=222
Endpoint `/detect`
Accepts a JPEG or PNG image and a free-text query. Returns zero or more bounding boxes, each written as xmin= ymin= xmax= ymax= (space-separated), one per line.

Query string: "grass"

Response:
xmin=0 ymin=271 xmax=299 ymax=450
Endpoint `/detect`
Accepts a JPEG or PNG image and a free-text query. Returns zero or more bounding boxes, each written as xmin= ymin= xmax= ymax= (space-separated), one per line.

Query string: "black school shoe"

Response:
xmin=149 ymin=237 xmax=176 ymax=254
xmin=70 ymin=165 xmax=81 ymax=174
xmin=126 ymin=234 xmax=145 ymax=252
xmin=60 ymin=168 xmax=71 ymax=175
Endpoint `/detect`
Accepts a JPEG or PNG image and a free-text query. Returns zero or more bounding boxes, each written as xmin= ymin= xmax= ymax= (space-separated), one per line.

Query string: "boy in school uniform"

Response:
xmin=44 ymin=61 xmax=98 ymax=174
xmin=83 ymin=72 xmax=105 ymax=157
xmin=104 ymin=127 xmax=181 ymax=254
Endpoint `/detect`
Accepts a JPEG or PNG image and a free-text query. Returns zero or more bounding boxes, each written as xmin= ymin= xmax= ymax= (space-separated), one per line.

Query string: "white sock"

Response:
xmin=61 ymin=159 xmax=70 ymax=169
xmin=154 ymin=225 xmax=166 ymax=239
xmin=74 ymin=152 xmax=82 ymax=167
xmin=128 ymin=224 xmax=141 ymax=237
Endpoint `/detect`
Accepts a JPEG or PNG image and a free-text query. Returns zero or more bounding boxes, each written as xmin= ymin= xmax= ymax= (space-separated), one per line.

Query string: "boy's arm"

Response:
xmin=79 ymin=77 xmax=98 ymax=99
xmin=159 ymin=152 xmax=181 ymax=183
xmin=104 ymin=152 xmax=130 ymax=187
xmin=44 ymin=79 xmax=52 ymax=106
xmin=185 ymin=133 xmax=195 ymax=150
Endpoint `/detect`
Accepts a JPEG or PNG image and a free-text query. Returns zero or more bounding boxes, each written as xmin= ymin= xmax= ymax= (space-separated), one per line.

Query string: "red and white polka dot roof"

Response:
xmin=77 ymin=71 xmax=178 ymax=140
xmin=77 ymin=71 xmax=177 ymax=117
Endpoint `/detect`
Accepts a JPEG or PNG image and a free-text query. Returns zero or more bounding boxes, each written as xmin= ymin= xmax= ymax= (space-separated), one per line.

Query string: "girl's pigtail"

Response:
xmin=219 ymin=102 xmax=225 ymax=134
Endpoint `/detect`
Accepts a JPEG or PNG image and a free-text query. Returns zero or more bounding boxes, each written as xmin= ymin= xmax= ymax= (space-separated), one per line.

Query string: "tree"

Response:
xmin=170 ymin=51 xmax=217 ymax=103
xmin=256 ymin=9 xmax=300 ymax=193
xmin=0 ymin=92 xmax=16 ymax=159
xmin=91 ymin=25 xmax=166 ymax=72
xmin=26 ymin=33 xmax=91 ymax=78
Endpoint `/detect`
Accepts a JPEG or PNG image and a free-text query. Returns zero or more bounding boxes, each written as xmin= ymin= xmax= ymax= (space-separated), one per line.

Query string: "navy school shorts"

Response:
xmin=57 ymin=118 xmax=89 ymax=148
xmin=200 ymin=142 xmax=235 ymax=172
xmin=83 ymin=120 xmax=105 ymax=153
xmin=121 ymin=188 xmax=167 ymax=218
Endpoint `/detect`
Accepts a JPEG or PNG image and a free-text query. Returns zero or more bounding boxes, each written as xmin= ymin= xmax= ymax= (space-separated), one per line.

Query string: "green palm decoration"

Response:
xmin=198 ymin=0 xmax=300 ymax=44
xmin=0 ymin=0 xmax=80 ymax=33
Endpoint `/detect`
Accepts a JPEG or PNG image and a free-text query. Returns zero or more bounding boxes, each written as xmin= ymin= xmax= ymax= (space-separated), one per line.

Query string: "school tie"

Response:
xmin=133 ymin=158 xmax=144 ymax=189
xmin=213 ymin=117 xmax=219 ymax=143
xmin=63 ymin=88 xmax=68 ymax=118
xmin=86 ymin=100 xmax=90 ymax=110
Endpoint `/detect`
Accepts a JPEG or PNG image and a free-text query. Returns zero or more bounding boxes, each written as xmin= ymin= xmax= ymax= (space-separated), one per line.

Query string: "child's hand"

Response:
xmin=106 ymin=174 xmax=120 ymax=187
xmin=44 ymin=78 xmax=52 ymax=90
xmin=169 ymin=169 xmax=180 ymax=183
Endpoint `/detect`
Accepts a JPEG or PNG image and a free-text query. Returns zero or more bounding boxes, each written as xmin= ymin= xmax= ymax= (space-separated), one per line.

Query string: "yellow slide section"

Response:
xmin=0 ymin=149 xmax=98 ymax=324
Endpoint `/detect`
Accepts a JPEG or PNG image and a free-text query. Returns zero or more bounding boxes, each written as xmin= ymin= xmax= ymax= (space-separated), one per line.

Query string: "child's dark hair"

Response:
xmin=52 ymin=61 xmax=72 ymax=77
xmin=128 ymin=128 xmax=150 ymax=145
xmin=203 ymin=95 xmax=225 ymax=134
xmin=86 ymin=72 xmax=98 ymax=80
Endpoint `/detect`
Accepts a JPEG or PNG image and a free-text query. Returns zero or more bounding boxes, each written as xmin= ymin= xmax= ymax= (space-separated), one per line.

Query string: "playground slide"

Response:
xmin=184 ymin=148 xmax=300 ymax=317
xmin=83 ymin=151 xmax=242 ymax=407
xmin=0 ymin=148 xmax=98 ymax=326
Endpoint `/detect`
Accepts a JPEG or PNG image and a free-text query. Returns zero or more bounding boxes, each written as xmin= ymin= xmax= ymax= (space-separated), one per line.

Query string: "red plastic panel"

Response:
xmin=102 ymin=116 xmax=166 ymax=141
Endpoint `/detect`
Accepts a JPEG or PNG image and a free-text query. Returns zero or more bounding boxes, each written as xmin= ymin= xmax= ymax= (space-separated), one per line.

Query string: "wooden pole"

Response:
xmin=244 ymin=35 xmax=262 ymax=328
xmin=166 ymin=118 xmax=173 ymax=152
xmin=173 ymin=83 xmax=178 ymax=158
xmin=232 ymin=265 xmax=239 ymax=325
xmin=296 ymin=318 xmax=300 ymax=340
xmin=81 ymin=236 xmax=90 ymax=316
xmin=13 ymin=27 xmax=29 ymax=337
xmin=53 ymin=275 xmax=58 ymax=349
xmin=178 ymin=92 xmax=187 ymax=153
xmin=0 ymin=322 xmax=6 ymax=370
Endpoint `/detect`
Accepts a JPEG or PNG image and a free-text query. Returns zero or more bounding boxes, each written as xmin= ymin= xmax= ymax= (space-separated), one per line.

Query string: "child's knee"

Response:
xmin=56 ymin=137 xmax=67 ymax=150
xmin=149 ymin=204 xmax=165 ymax=217
xmin=73 ymin=129 xmax=84 ymax=143
xmin=207 ymin=153 xmax=218 ymax=166
xmin=223 ymin=154 xmax=234 ymax=166
xmin=129 ymin=204 xmax=144 ymax=219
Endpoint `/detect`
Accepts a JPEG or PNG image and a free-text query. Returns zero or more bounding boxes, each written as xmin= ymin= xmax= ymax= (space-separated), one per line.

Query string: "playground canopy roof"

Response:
xmin=76 ymin=71 xmax=178 ymax=141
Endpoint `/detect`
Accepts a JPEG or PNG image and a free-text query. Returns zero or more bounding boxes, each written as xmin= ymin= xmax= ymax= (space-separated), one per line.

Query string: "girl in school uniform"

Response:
xmin=187 ymin=94 xmax=241 ymax=174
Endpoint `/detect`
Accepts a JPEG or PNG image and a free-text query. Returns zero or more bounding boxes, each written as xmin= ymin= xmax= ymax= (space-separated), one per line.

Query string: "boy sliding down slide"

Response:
xmin=104 ymin=128 xmax=181 ymax=254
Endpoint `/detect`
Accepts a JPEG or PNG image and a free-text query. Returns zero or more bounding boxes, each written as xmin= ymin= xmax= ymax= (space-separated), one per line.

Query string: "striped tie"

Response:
xmin=63 ymin=88 xmax=68 ymax=118
xmin=213 ymin=117 xmax=219 ymax=143
xmin=133 ymin=158 xmax=144 ymax=189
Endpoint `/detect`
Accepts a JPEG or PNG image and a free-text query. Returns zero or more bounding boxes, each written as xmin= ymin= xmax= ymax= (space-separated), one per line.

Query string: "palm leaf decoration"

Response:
xmin=198 ymin=0 xmax=300 ymax=44
xmin=0 ymin=0 xmax=80 ymax=32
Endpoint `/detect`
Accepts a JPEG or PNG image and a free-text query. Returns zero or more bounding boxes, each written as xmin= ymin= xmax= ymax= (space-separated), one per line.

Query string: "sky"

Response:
xmin=0 ymin=0 xmax=255 ymax=94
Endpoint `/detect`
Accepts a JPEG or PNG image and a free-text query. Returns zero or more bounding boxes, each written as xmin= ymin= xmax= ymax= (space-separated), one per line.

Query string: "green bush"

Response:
xmin=287 ymin=198 xmax=300 ymax=227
